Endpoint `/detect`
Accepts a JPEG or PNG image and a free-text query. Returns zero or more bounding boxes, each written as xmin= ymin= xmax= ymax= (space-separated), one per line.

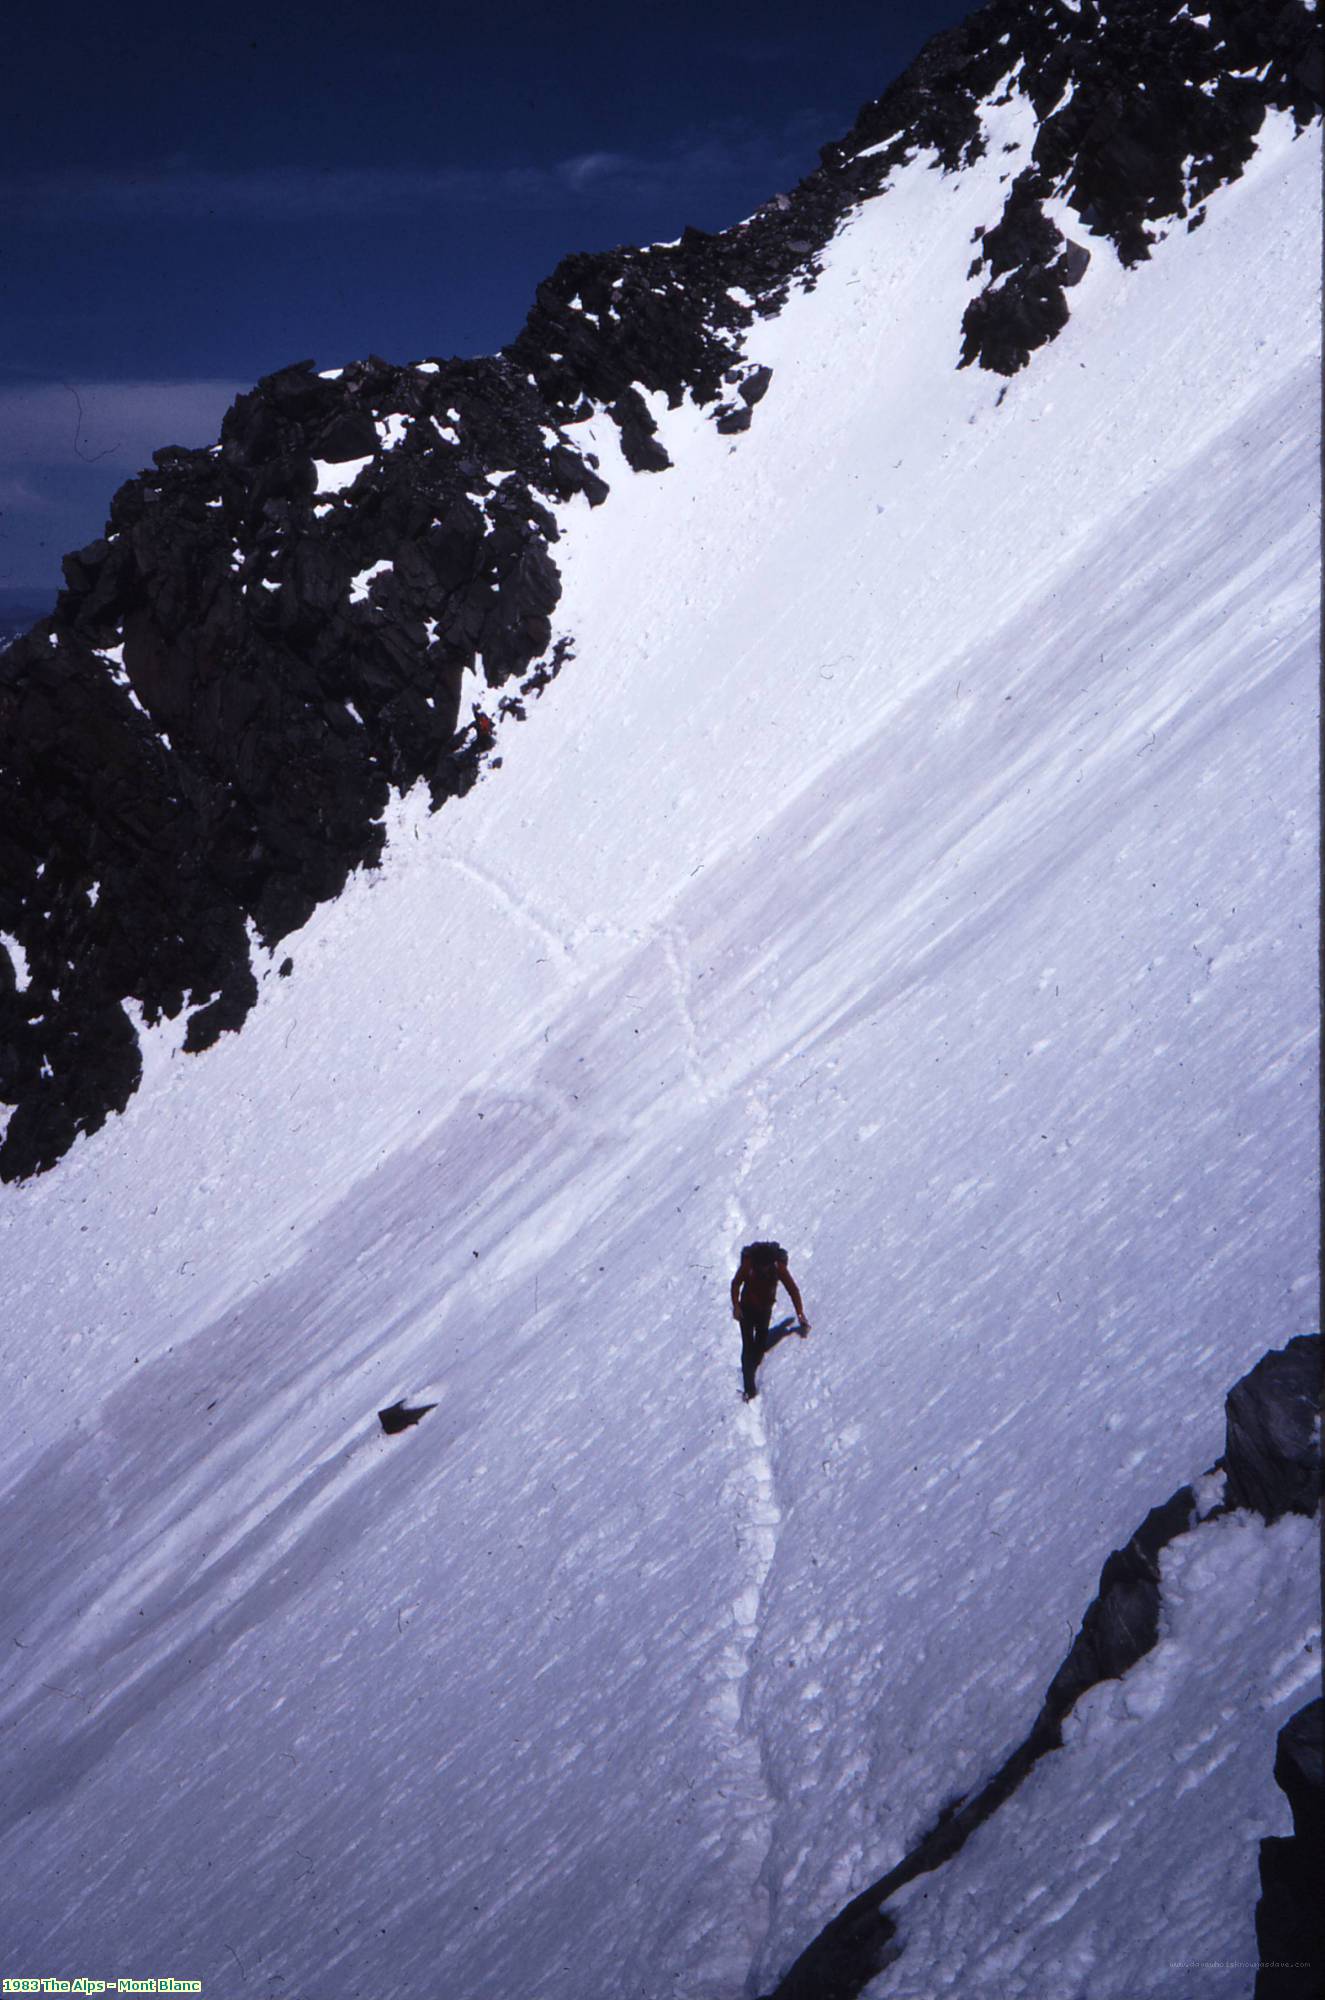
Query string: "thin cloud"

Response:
xmin=6 ymin=128 xmax=818 ymax=225
xmin=0 ymin=475 xmax=57 ymax=512
xmin=0 ymin=380 xmax=245 ymax=470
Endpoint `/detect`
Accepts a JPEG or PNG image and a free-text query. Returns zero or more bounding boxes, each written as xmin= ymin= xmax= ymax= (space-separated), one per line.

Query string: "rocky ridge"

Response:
xmin=1 ymin=0 xmax=1318 ymax=1181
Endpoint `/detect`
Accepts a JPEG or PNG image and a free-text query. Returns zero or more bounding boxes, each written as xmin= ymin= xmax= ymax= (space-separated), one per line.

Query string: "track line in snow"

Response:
xmin=661 ymin=926 xmax=714 ymax=1107
xmin=706 ymin=1162 xmax=797 ymax=1990
xmin=437 ymin=854 xmax=575 ymax=967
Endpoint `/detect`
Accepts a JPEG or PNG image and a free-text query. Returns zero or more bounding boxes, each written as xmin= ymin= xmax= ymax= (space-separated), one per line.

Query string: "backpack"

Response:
xmin=742 ymin=1241 xmax=787 ymax=1269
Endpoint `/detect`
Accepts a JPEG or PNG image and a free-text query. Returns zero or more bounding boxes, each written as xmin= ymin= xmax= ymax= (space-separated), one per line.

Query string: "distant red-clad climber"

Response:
xmin=730 ymin=1241 xmax=809 ymax=1401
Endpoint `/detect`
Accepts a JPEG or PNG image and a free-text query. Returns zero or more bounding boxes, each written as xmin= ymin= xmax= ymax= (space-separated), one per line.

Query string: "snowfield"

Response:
xmin=0 ymin=95 xmax=1318 ymax=2000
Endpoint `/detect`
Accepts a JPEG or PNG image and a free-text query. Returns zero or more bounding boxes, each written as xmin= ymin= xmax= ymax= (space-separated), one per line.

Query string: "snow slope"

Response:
xmin=0 ymin=92 xmax=1318 ymax=2000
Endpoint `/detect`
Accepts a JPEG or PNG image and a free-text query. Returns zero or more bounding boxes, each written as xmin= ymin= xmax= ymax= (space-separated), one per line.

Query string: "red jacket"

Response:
xmin=732 ymin=1255 xmax=805 ymax=1321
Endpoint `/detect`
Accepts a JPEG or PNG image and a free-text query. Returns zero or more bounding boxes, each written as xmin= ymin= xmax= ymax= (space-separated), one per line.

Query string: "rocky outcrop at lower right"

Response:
xmin=1255 ymin=1697 xmax=1323 ymax=2000
xmin=760 ymin=1333 xmax=1322 ymax=2000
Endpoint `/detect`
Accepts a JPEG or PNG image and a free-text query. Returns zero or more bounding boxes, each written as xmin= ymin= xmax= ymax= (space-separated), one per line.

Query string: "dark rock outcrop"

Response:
xmin=1255 ymin=1699 xmax=1324 ymax=2000
xmin=761 ymin=1333 xmax=1321 ymax=2000
xmin=1222 ymin=1334 xmax=1323 ymax=1523
xmin=0 ymin=356 xmax=583 ymax=1178
xmin=378 ymin=1400 xmax=438 ymax=1435
xmin=1040 ymin=1482 xmax=1197 ymax=1719
xmin=960 ymin=167 xmax=1073 ymax=373
xmin=954 ymin=0 xmax=1321 ymax=372
xmin=2 ymin=0 xmax=1317 ymax=1179
xmin=1244 ymin=1342 xmax=1323 ymax=1997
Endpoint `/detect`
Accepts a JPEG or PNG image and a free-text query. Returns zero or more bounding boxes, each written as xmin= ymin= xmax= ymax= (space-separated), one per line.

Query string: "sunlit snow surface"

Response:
xmin=313 ymin=453 xmax=374 ymax=496
xmin=0 ymin=107 xmax=1318 ymax=2000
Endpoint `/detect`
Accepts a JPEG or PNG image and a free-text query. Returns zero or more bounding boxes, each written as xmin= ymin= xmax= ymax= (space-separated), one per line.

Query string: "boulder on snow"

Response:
xmin=1222 ymin=1334 xmax=1321 ymax=1523
xmin=1060 ymin=239 xmax=1092 ymax=286
xmin=608 ymin=389 xmax=672 ymax=472
xmin=379 ymin=1400 xmax=437 ymax=1435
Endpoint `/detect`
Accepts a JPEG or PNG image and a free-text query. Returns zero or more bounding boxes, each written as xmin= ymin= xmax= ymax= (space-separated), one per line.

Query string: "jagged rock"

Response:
xmin=953 ymin=0 xmax=1320 ymax=371
xmin=183 ymin=962 xmax=261 ymax=1054
xmin=959 ymin=265 xmax=1072 ymax=377
xmin=1274 ymin=1699 xmax=1325 ymax=1835
xmin=378 ymin=1399 xmax=437 ymax=1435
xmin=1222 ymin=1334 xmax=1322 ymax=1522
xmin=974 ymin=169 xmax=1064 ymax=280
xmin=608 ymin=389 xmax=672 ymax=472
xmin=1060 ymin=239 xmax=1091 ymax=286
xmin=317 ymin=409 xmax=380 ymax=462
xmin=757 ymin=1900 xmax=899 ymax=2000
xmin=1255 ymin=1699 xmax=1324 ymax=1999
xmin=959 ymin=167 xmax=1073 ymax=374
xmin=1041 ymin=1484 xmax=1198 ymax=1720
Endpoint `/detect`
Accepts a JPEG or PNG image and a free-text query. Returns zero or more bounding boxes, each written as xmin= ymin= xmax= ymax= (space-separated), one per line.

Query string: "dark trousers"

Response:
xmin=740 ymin=1306 xmax=773 ymax=1398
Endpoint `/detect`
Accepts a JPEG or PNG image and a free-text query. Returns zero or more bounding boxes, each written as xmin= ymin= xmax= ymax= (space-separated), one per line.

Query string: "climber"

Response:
xmin=731 ymin=1241 xmax=809 ymax=1401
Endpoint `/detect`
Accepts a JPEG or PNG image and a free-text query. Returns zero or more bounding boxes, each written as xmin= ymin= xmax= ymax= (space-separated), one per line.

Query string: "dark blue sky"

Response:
xmin=2 ymin=0 xmax=972 ymax=602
